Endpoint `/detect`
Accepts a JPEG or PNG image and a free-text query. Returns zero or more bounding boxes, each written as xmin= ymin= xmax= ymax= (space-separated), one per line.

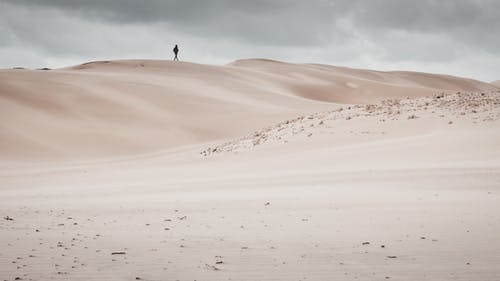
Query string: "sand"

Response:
xmin=1 ymin=59 xmax=500 ymax=281
xmin=1 ymin=59 xmax=497 ymax=161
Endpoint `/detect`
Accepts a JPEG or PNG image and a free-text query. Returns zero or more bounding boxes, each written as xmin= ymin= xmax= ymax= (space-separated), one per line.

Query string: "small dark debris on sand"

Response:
xmin=362 ymin=242 xmax=370 ymax=245
xmin=111 ymin=251 xmax=126 ymax=255
xmin=387 ymin=255 xmax=398 ymax=259
xmin=205 ymin=263 xmax=221 ymax=271
xmin=4 ymin=216 xmax=14 ymax=221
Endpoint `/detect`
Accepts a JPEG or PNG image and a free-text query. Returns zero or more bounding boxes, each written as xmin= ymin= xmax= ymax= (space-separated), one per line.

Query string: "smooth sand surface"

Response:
xmin=1 ymin=59 xmax=497 ymax=161
xmin=1 ymin=60 xmax=500 ymax=281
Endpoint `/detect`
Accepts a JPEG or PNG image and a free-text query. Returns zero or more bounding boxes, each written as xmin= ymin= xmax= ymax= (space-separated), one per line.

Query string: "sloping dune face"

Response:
xmin=0 ymin=59 xmax=497 ymax=161
xmin=229 ymin=59 xmax=498 ymax=103
xmin=492 ymin=80 xmax=500 ymax=87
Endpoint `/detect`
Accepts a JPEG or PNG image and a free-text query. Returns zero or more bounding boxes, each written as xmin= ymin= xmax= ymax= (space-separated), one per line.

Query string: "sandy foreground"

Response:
xmin=1 ymin=60 xmax=500 ymax=281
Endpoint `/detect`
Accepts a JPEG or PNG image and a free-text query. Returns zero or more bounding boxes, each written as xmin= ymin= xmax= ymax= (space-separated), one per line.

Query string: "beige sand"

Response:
xmin=1 ymin=59 xmax=497 ymax=161
xmin=1 ymin=60 xmax=500 ymax=281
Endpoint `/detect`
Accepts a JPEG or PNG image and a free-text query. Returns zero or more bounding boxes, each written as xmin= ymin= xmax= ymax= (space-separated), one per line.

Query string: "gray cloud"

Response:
xmin=348 ymin=0 xmax=500 ymax=55
xmin=1 ymin=0 xmax=499 ymax=81
xmin=2 ymin=0 xmax=339 ymax=46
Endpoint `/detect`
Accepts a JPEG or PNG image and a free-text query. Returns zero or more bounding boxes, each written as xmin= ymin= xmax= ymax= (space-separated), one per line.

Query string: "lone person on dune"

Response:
xmin=173 ymin=44 xmax=179 ymax=61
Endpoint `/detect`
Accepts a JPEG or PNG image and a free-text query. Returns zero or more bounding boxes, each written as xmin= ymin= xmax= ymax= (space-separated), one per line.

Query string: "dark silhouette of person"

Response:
xmin=173 ymin=44 xmax=179 ymax=61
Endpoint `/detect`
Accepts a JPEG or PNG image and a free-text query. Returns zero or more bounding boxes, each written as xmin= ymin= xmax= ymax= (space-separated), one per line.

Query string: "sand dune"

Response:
xmin=201 ymin=92 xmax=500 ymax=157
xmin=230 ymin=59 xmax=498 ymax=103
xmin=0 ymin=59 xmax=497 ymax=162
xmin=0 ymin=60 xmax=329 ymax=161
xmin=492 ymin=80 xmax=500 ymax=87
xmin=1 ymin=59 xmax=500 ymax=281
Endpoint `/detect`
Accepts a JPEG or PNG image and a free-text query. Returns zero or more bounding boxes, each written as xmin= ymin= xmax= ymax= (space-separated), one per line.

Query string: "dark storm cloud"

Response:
xmin=6 ymin=0 xmax=286 ymax=22
xmin=1 ymin=0 xmax=500 ymax=81
xmin=2 ymin=0 xmax=340 ymax=46
xmin=5 ymin=0 xmax=500 ymax=50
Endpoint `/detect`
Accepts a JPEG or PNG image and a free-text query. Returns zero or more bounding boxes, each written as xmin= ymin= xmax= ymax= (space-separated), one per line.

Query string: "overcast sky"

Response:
xmin=1 ymin=0 xmax=499 ymax=81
